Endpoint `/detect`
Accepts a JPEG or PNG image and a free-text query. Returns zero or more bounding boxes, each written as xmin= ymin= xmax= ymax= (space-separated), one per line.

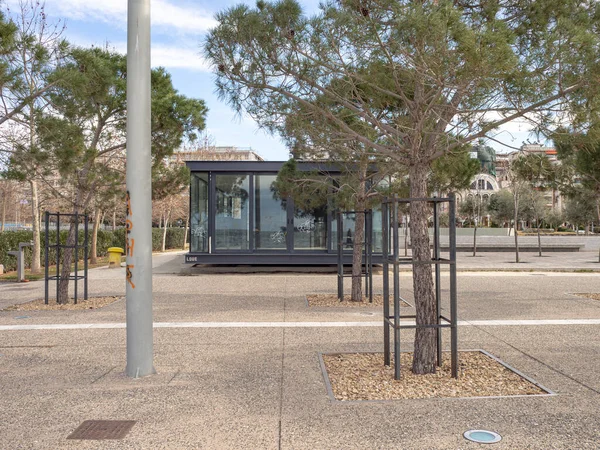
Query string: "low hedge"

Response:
xmin=0 ymin=228 xmax=185 ymax=271
xmin=112 ymin=228 xmax=186 ymax=252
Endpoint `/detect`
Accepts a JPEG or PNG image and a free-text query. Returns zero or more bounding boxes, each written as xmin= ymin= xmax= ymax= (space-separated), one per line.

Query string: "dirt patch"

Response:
xmin=3 ymin=296 xmax=123 ymax=311
xmin=307 ymin=294 xmax=410 ymax=308
xmin=322 ymin=351 xmax=546 ymax=401
xmin=574 ymin=293 xmax=600 ymax=301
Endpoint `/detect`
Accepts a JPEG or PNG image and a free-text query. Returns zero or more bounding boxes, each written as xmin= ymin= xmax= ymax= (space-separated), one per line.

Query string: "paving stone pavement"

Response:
xmin=0 ymin=252 xmax=599 ymax=449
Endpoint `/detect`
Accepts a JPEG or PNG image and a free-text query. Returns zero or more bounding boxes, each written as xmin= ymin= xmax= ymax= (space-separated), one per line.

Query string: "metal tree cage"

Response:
xmin=381 ymin=194 xmax=458 ymax=379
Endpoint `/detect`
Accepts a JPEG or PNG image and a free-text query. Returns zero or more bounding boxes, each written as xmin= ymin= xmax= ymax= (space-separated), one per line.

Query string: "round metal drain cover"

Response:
xmin=464 ymin=430 xmax=502 ymax=444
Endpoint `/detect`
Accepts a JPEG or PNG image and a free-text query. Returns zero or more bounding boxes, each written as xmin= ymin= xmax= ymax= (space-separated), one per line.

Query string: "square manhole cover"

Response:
xmin=67 ymin=420 xmax=136 ymax=440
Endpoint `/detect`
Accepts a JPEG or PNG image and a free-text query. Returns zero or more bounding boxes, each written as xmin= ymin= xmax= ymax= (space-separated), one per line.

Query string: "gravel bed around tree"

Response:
xmin=322 ymin=351 xmax=546 ymax=401
xmin=3 ymin=296 xmax=123 ymax=311
xmin=307 ymin=294 xmax=410 ymax=308
xmin=574 ymin=293 xmax=600 ymax=301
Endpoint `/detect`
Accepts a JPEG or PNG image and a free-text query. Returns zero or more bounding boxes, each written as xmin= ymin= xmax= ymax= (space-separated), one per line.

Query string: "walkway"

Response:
xmin=0 ymin=252 xmax=599 ymax=448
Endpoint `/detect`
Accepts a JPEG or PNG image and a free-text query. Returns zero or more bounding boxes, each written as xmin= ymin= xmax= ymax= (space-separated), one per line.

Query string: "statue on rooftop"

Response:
xmin=476 ymin=145 xmax=497 ymax=177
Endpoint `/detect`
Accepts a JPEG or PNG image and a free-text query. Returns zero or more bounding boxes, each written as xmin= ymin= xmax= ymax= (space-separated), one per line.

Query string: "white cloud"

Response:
xmin=151 ymin=44 xmax=211 ymax=71
xmin=66 ymin=34 xmax=210 ymax=72
xmin=27 ymin=0 xmax=217 ymax=34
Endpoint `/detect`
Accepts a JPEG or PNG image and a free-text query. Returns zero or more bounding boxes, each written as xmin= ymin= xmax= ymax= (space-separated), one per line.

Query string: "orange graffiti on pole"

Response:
xmin=126 ymin=190 xmax=135 ymax=289
xmin=126 ymin=264 xmax=136 ymax=289
xmin=126 ymin=191 xmax=132 ymax=216
xmin=126 ymin=236 xmax=135 ymax=258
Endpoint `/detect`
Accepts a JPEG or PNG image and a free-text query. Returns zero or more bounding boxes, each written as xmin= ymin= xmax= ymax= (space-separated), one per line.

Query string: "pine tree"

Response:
xmin=206 ymin=0 xmax=600 ymax=374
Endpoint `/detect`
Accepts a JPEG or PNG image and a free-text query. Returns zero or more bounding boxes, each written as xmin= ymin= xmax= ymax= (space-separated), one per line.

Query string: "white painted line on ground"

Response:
xmin=464 ymin=319 xmax=600 ymax=326
xmin=1 ymin=319 xmax=600 ymax=331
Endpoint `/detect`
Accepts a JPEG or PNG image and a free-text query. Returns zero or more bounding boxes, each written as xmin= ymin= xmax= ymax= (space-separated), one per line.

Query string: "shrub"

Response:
xmin=0 ymin=227 xmax=185 ymax=271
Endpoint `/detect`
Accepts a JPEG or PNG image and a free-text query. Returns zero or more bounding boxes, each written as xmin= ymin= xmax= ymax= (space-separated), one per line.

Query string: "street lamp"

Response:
xmin=126 ymin=0 xmax=155 ymax=378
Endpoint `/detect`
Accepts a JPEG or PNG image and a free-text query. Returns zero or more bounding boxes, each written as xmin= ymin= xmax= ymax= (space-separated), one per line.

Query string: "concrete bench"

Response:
xmin=439 ymin=244 xmax=585 ymax=252
xmin=8 ymin=242 xmax=32 ymax=282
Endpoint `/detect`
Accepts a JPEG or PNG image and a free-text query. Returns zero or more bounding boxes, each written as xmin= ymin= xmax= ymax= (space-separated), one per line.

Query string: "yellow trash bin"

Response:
xmin=107 ymin=247 xmax=124 ymax=268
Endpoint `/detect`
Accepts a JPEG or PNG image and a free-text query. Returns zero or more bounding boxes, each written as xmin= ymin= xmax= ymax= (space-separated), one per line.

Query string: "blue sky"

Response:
xmin=5 ymin=0 xmax=320 ymax=161
xmin=6 ymin=0 xmax=547 ymax=160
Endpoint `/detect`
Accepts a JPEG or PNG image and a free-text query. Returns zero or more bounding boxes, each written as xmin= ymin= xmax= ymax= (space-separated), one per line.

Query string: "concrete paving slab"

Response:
xmin=1 ymin=252 xmax=600 ymax=448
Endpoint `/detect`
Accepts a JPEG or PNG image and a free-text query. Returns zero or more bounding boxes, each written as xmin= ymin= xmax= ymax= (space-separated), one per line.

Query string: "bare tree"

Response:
xmin=0 ymin=1 xmax=67 ymax=273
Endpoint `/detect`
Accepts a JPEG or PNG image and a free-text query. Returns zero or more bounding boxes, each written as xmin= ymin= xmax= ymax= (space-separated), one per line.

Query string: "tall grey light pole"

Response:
xmin=126 ymin=0 xmax=155 ymax=378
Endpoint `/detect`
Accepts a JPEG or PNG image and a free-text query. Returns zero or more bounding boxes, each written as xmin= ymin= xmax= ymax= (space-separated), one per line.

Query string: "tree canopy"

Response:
xmin=206 ymin=0 xmax=599 ymax=166
xmin=206 ymin=0 xmax=600 ymax=374
xmin=28 ymin=47 xmax=207 ymax=209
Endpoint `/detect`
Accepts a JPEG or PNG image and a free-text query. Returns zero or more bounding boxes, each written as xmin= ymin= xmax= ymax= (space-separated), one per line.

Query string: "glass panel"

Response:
xmin=372 ymin=207 xmax=383 ymax=252
xmin=254 ymin=175 xmax=287 ymax=250
xmin=215 ymin=174 xmax=250 ymax=251
xmin=190 ymin=173 xmax=209 ymax=253
xmin=332 ymin=212 xmax=356 ymax=251
xmin=332 ymin=210 xmax=381 ymax=251
xmin=294 ymin=203 xmax=327 ymax=250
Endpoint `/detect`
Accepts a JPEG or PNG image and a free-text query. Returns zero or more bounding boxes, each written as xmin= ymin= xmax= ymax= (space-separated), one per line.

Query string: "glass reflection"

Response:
xmin=254 ymin=175 xmax=287 ymax=250
xmin=215 ymin=174 xmax=249 ymax=250
xmin=293 ymin=203 xmax=327 ymax=250
xmin=190 ymin=173 xmax=209 ymax=253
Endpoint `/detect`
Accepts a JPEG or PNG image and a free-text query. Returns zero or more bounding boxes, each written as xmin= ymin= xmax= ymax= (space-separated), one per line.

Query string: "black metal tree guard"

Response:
xmin=44 ymin=212 xmax=89 ymax=305
xmin=337 ymin=210 xmax=373 ymax=303
xmin=382 ymin=194 xmax=458 ymax=379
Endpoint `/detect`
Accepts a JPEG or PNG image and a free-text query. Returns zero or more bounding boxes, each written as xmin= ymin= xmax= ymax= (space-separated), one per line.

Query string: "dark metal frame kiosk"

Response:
xmin=185 ymin=161 xmax=384 ymax=265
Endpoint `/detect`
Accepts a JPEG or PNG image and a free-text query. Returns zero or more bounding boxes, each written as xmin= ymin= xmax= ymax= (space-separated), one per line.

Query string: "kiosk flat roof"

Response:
xmin=185 ymin=160 xmax=342 ymax=173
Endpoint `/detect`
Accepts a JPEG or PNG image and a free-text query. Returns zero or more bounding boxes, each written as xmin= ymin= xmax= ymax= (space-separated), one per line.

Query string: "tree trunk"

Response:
xmin=57 ymin=219 xmax=77 ymax=304
xmin=90 ymin=209 xmax=101 ymax=265
xmin=112 ymin=209 xmax=116 ymax=231
xmin=409 ymin=164 xmax=437 ymax=375
xmin=161 ymin=213 xmax=168 ymax=252
xmin=1 ymin=197 xmax=5 ymax=232
xmin=472 ymin=222 xmax=478 ymax=257
xmin=404 ymin=216 xmax=409 ymax=256
xmin=29 ymin=180 xmax=41 ymax=273
xmin=183 ymin=214 xmax=189 ymax=250
xmin=350 ymin=208 xmax=365 ymax=302
xmin=537 ymin=219 xmax=542 ymax=257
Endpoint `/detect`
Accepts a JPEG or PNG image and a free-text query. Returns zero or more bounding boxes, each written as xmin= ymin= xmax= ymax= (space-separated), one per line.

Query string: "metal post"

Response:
xmin=363 ymin=211 xmax=369 ymax=303
xmin=392 ymin=196 xmax=401 ymax=379
xmin=74 ymin=213 xmax=79 ymax=305
xmin=126 ymin=0 xmax=155 ymax=378
xmin=56 ymin=213 xmax=60 ymax=304
xmin=44 ymin=212 xmax=49 ymax=305
xmin=433 ymin=198 xmax=442 ymax=367
xmin=337 ymin=212 xmax=343 ymax=301
xmin=449 ymin=194 xmax=458 ymax=378
xmin=84 ymin=214 xmax=88 ymax=300
xmin=367 ymin=209 xmax=373 ymax=303
xmin=382 ymin=199 xmax=390 ymax=366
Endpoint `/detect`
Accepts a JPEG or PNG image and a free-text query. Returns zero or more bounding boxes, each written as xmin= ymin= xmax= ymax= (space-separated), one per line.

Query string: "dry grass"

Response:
xmin=573 ymin=293 xmax=600 ymax=301
xmin=3 ymin=296 xmax=123 ymax=311
xmin=322 ymin=351 xmax=546 ymax=401
xmin=307 ymin=294 xmax=410 ymax=308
